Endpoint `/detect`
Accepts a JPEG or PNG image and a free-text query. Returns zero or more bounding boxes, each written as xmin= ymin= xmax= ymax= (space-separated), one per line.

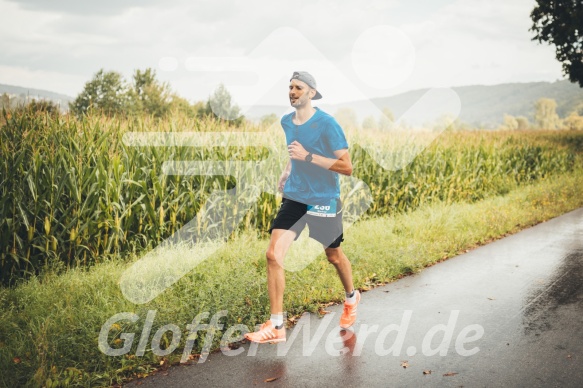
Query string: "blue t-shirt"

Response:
xmin=281 ymin=107 xmax=349 ymax=206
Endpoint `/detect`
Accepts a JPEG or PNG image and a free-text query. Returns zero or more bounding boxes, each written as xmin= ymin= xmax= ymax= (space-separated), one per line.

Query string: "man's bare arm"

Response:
xmin=287 ymin=141 xmax=352 ymax=176
xmin=277 ymin=160 xmax=292 ymax=192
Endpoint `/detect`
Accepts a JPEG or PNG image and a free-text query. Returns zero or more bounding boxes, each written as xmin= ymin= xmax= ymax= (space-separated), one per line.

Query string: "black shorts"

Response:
xmin=269 ymin=198 xmax=344 ymax=248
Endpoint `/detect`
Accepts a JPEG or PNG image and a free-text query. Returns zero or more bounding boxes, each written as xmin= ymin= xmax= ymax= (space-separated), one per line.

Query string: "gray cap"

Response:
xmin=290 ymin=71 xmax=322 ymax=100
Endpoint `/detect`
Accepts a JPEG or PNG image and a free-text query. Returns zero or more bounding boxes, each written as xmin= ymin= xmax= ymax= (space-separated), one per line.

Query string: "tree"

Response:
xmin=378 ymin=107 xmax=394 ymax=130
xmin=25 ymin=100 xmax=61 ymax=115
xmin=433 ymin=114 xmax=458 ymax=132
xmin=530 ymin=1 xmax=583 ymax=87
xmin=206 ymin=84 xmax=243 ymax=125
xmin=534 ymin=98 xmax=562 ymax=129
xmin=564 ymin=112 xmax=583 ymax=130
xmin=334 ymin=107 xmax=358 ymax=129
xmin=129 ymin=68 xmax=172 ymax=118
xmin=516 ymin=116 xmax=531 ymax=130
xmin=71 ymin=67 xmax=203 ymax=118
xmin=502 ymin=114 xmax=519 ymax=131
xmin=169 ymin=95 xmax=205 ymax=118
xmin=572 ymin=102 xmax=583 ymax=116
xmin=260 ymin=113 xmax=279 ymax=128
xmin=71 ymin=68 xmax=229 ymax=119
xmin=70 ymin=69 xmax=129 ymax=116
xmin=0 ymin=93 xmax=9 ymax=110
xmin=362 ymin=115 xmax=376 ymax=130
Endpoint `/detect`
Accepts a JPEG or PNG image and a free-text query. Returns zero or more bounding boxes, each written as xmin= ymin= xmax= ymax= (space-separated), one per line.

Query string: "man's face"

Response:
xmin=289 ymin=79 xmax=315 ymax=108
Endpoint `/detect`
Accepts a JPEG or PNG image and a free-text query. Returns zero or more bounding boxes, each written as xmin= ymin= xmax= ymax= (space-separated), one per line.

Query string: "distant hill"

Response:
xmin=246 ymin=80 xmax=583 ymax=128
xmin=372 ymin=80 xmax=583 ymax=126
xmin=319 ymin=80 xmax=583 ymax=128
xmin=0 ymin=84 xmax=73 ymax=111
xmin=3 ymin=80 xmax=582 ymax=127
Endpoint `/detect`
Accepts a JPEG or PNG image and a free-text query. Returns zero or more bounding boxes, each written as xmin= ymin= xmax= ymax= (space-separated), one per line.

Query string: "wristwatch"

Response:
xmin=305 ymin=152 xmax=313 ymax=163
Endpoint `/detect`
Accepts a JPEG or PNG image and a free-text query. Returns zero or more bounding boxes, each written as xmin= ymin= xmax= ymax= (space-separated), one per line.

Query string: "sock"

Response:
xmin=270 ymin=314 xmax=284 ymax=329
xmin=345 ymin=289 xmax=357 ymax=304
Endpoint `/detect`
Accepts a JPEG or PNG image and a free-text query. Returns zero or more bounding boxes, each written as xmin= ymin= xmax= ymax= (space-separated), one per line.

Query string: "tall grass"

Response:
xmin=1 ymin=107 xmax=581 ymax=285
xmin=1 ymin=169 xmax=582 ymax=387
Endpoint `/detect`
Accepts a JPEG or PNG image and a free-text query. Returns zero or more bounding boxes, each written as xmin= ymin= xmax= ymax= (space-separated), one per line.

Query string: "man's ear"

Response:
xmin=309 ymin=88 xmax=316 ymax=99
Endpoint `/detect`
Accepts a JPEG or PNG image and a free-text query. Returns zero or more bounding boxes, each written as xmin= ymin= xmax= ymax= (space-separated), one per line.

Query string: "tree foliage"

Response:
xmin=69 ymin=69 xmax=128 ymax=116
xmin=502 ymin=114 xmax=519 ymax=131
xmin=530 ymin=0 xmax=583 ymax=87
xmin=378 ymin=107 xmax=394 ymax=130
xmin=500 ymin=115 xmax=530 ymax=131
xmin=334 ymin=107 xmax=359 ymax=129
xmin=362 ymin=115 xmax=377 ymax=130
xmin=534 ymin=98 xmax=562 ymax=129
xmin=260 ymin=113 xmax=279 ymax=128
xmin=69 ymin=68 xmax=211 ymax=119
xmin=0 ymin=93 xmax=10 ymax=110
xmin=516 ymin=116 xmax=531 ymax=130
xmin=128 ymin=68 xmax=172 ymax=117
xmin=205 ymin=83 xmax=244 ymax=125
xmin=564 ymin=111 xmax=583 ymax=130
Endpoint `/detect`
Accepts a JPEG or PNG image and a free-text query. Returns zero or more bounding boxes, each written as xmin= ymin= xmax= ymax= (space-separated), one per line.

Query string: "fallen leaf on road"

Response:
xmin=487 ymin=297 xmax=496 ymax=300
xmin=443 ymin=372 xmax=458 ymax=377
xmin=423 ymin=370 xmax=432 ymax=375
xmin=264 ymin=377 xmax=279 ymax=382
xmin=400 ymin=361 xmax=409 ymax=368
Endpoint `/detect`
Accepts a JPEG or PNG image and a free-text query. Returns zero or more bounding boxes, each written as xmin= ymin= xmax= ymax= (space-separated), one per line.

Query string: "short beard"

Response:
xmin=290 ymin=92 xmax=311 ymax=108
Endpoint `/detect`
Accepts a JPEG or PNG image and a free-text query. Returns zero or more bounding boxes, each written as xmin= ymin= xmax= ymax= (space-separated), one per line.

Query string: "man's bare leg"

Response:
xmin=244 ymin=229 xmax=296 ymax=343
xmin=266 ymin=229 xmax=297 ymax=314
xmin=326 ymin=246 xmax=360 ymax=328
xmin=324 ymin=246 xmax=354 ymax=293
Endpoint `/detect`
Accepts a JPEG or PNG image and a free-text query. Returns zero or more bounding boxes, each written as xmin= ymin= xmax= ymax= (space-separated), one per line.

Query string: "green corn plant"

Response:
xmin=0 ymin=106 xmax=581 ymax=285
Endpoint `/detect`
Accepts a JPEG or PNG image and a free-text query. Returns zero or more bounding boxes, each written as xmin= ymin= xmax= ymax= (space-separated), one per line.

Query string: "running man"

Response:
xmin=245 ymin=71 xmax=360 ymax=344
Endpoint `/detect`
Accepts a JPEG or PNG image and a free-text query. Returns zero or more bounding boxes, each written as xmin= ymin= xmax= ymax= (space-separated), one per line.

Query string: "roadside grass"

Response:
xmin=1 ymin=169 xmax=583 ymax=387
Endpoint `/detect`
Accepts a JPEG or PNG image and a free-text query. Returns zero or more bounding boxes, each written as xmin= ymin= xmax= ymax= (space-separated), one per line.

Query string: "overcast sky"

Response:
xmin=0 ymin=0 xmax=565 ymax=106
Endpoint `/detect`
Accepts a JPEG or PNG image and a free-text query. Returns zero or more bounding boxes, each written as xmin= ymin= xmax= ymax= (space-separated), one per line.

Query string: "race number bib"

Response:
xmin=307 ymin=199 xmax=338 ymax=217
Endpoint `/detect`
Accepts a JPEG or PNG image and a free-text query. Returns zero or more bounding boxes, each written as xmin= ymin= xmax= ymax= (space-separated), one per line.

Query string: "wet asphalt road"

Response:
xmin=126 ymin=208 xmax=583 ymax=388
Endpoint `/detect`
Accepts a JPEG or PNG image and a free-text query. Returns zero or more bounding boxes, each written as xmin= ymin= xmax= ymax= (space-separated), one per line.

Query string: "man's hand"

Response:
xmin=277 ymin=171 xmax=289 ymax=192
xmin=288 ymin=141 xmax=309 ymax=161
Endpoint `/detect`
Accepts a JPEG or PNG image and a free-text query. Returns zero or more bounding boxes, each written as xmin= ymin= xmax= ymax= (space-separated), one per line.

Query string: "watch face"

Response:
xmin=305 ymin=153 xmax=313 ymax=162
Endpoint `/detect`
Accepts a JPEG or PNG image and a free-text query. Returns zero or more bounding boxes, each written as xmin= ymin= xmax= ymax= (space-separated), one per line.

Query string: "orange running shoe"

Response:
xmin=340 ymin=290 xmax=361 ymax=329
xmin=244 ymin=320 xmax=286 ymax=344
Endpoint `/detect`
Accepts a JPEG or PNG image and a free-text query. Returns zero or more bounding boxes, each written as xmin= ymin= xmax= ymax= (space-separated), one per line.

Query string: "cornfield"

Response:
xmin=1 ymin=108 xmax=581 ymax=285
